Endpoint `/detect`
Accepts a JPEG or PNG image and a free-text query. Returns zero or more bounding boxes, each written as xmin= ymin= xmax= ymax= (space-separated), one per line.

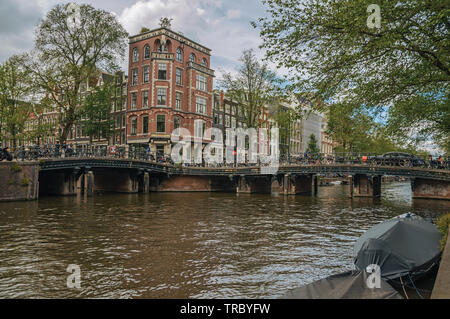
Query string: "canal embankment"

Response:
xmin=0 ymin=162 xmax=39 ymax=201
xmin=431 ymin=217 xmax=450 ymax=299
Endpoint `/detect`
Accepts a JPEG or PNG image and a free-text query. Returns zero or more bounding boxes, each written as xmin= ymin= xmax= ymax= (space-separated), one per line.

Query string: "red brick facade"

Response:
xmin=127 ymin=27 xmax=214 ymax=155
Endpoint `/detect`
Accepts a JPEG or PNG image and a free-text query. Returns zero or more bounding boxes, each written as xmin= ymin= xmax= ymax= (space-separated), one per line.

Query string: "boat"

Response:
xmin=281 ymin=270 xmax=403 ymax=299
xmin=353 ymin=213 xmax=442 ymax=287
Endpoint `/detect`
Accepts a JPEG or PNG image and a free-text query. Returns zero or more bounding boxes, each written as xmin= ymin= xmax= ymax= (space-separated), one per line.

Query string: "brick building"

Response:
xmin=127 ymin=24 xmax=215 ymax=157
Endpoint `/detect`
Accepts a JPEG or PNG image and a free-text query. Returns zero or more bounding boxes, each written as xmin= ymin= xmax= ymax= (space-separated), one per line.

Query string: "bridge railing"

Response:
xmin=5 ymin=145 xmax=450 ymax=170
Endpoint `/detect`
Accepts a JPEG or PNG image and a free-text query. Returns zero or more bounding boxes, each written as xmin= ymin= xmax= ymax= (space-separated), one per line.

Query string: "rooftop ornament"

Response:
xmin=159 ymin=17 xmax=172 ymax=29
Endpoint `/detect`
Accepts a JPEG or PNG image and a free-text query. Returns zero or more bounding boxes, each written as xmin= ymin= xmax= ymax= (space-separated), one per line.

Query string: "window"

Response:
xmin=196 ymin=74 xmax=207 ymax=91
xmin=176 ymin=68 xmax=182 ymax=86
xmin=202 ymin=58 xmax=207 ymax=67
xmin=175 ymin=92 xmax=182 ymax=110
xmin=132 ymin=48 xmax=139 ymax=62
xmin=225 ymin=104 xmax=230 ymax=114
xmin=196 ymin=96 xmax=207 ymax=114
xmin=142 ymin=116 xmax=148 ymax=134
xmin=142 ymin=90 xmax=148 ymax=108
xmin=174 ymin=117 xmax=180 ymax=130
xmin=143 ymin=66 xmax=149 ymax=83
xmin=158 ymin=63 xmax=167 ymax=80
xmin=225 ymin=115 xmax=231 ymax=127
xmin=157 ymin=88 xmax=166 ymax=105
xmin=158 ymin=43 xmax=167 ymax=52
xmin=157 ymin=115 xmax=165 ymax=132
xmin=231 ymin=117 xmax=236 ymax=128
xmin=122 ymin=115 xmax=125 ymax=127
xmin=144 ymin=45 xmax=150 ymax=59
xmin=195 ymin=120 xmax=205 ymax=138
xmin=214 ymin=113 xmax=219 ymax=125
xmin=132 ymin=69 xmax=138 ymax=86
xmin=131 ymin=117 xmax=137 ymax=135
xmin=131 ymin=92 xmax=137 ymax=109
xmin=190 ymin=53 xmax=195 ymax=62
xmin=176 ymin=48 xmax=182 ymax=62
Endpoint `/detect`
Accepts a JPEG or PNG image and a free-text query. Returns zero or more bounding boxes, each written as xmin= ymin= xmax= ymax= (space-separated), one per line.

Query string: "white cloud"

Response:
xmin=118 ymin=0 xmax=270 ymax=78
xmin=226 ymin=9 xmax=241 ymax=19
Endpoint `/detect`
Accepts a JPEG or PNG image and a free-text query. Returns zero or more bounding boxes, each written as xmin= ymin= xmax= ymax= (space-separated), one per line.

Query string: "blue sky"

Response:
xmin=0 ymin=0 xmax=270 ymax=75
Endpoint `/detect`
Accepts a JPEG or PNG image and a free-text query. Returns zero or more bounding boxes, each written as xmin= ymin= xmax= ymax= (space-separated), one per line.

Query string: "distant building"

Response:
xmin=296 ymin=95 xmax=323 ymax=154
xmin=321 ymin=118 xmax=335 ymax=155
xmin=23 ymin=70 xmax=128 ymax=147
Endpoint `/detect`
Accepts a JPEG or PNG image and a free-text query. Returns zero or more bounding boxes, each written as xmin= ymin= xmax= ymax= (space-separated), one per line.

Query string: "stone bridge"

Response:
xmin=40 ymin=158 xmax=450 ymax=200
xmin=1 ymin=158 xmax=449 ymax=201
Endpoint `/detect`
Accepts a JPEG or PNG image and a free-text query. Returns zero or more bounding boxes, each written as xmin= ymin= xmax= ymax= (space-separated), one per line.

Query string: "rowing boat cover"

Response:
xmin=281 ymin=270 xmax=402 ymax=299
xmin=354 ymin=214 xmax=441 ymax=280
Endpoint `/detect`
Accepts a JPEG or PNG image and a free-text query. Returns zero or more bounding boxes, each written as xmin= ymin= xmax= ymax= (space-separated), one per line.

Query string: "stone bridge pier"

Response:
xmin=411 ymin=178 xmax=450 ymax=200
xmin=237 ymin=175 xmax=272 ymax=194
xmin=40 ymin=168 xmax=151 ymax=197
xmin=85 ymin=168 xmax=150 ymax=195
xmin=39 ymin=169 xmax=79 ymax=196
xmin=270 ymin=174 xmax=315 ymax=195
xmin=349 ymin=174 xmax=382 ymax=198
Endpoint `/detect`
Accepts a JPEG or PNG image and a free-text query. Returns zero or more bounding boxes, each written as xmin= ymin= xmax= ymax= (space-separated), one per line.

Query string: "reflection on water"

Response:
xmin=0 ymin=181 xmax=448 ymax=298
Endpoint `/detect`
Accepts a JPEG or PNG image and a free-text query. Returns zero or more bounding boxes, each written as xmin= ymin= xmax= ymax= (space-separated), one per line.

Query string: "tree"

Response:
xmin=78 ymin=82 xmax=115 ymax=144
xmin=306 ymin=133 xmax=320 ymax=155
xmin=140 ymin=27 xmax=150 ymax=33
xmin=0 ymin=55 xmax=33 ymax=147
xmin=254 ymin=0 xmax=450 ymax=152
xmin=326 ymin=102 xmax=423 ymax=154
xmin=25 ymin=3 xmax=128 ymax=143
xmin=326 ymin=103 xmax=375 ymax=152
xmin=219 ymin=49 xmax=285 ymax=128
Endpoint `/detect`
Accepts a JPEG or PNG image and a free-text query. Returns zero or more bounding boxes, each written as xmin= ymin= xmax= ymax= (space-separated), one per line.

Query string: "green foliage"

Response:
xmin=307 ymin=134 xmax=320 ymax=155
xmin=255 ymin=0 xmax=450 ymax=153
xmin=140 ymin=27 xmax=150 ymax=33
xmin=437 ymin=213 xmax=450 ymax=251
xmin=21 ymin=176 xmax=30 ymax=187
xmin=25 ymin=3 xmax=128 ymax=143
xmin=78 ymin=83 xmax=115 ymax=143
xmin=218 ymin=49 xmax=285 ymax=128
xmin=0 ymin=55 xmax=33 ymax=147
xmin=10 ymin=164 xmax=22 ymax=173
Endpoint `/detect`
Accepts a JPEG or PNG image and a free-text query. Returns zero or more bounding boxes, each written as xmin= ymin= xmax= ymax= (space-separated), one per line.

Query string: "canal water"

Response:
xmin=0 ymin=181 xmax=448 ymax=298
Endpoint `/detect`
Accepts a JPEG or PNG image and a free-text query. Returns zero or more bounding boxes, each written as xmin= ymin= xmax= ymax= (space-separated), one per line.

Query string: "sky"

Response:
xmin=0 ymin=0 xmax=270 ymax=76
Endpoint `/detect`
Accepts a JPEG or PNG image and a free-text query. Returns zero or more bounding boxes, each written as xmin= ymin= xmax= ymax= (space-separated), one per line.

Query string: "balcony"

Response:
xmin=151 ymin=52 xmax=174 ymax=61
xmin=187 ymin=61 xmax=215 ymax=77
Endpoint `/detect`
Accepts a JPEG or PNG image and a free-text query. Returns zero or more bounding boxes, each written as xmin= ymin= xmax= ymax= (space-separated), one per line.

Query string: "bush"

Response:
xmin=437 ymin=213 xmax=450 ymax=251
xmin=21 ymin=176 xmax=30 ymax=187
xmin=11 ymin=164 xmax=22 ymax=173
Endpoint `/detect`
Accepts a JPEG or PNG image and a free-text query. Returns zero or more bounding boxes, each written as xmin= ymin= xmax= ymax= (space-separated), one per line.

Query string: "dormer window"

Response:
xmin=132 ymin=47 xmax=139 ymax=62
